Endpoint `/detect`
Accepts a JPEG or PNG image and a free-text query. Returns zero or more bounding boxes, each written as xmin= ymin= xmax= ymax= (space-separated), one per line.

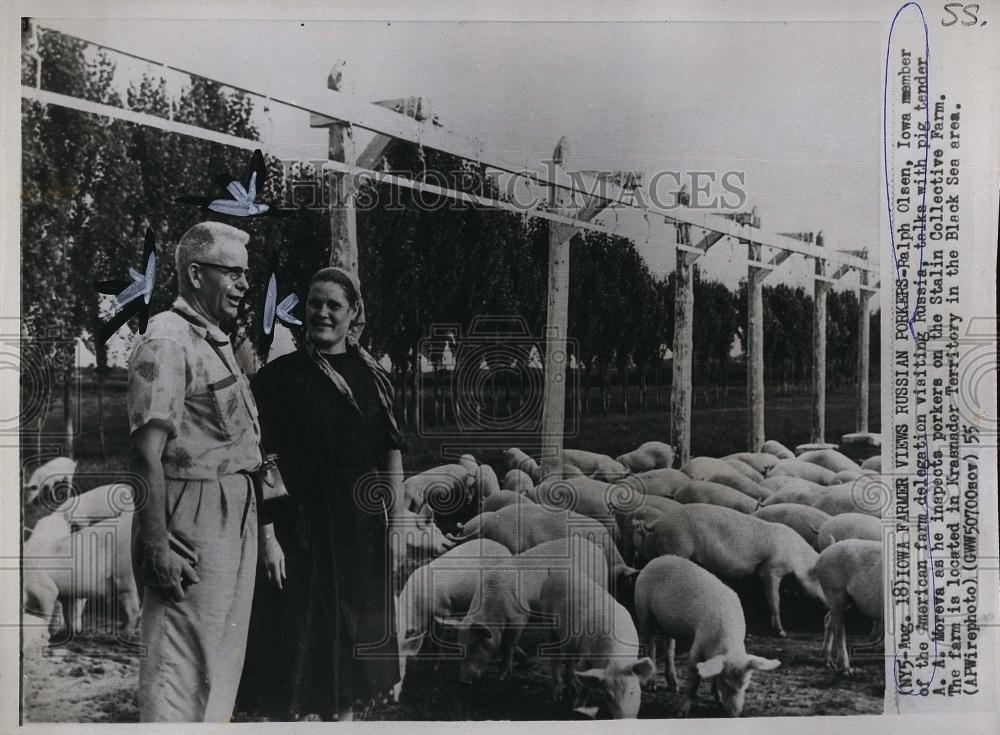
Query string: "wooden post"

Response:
xmin=811 ymin=233 xmax=829 ymax=444
xmin=326 ymin=121 xmax=359 ymax=272
xmin=856 ymin=260 xmax=872 ymax=432
xmin=747 ymin=241 xmax=766 ymax=452
xmin=539 ymin=137 xmax=575 ymax=481
xmin=671 ymin=248 xmax=695 ymax=466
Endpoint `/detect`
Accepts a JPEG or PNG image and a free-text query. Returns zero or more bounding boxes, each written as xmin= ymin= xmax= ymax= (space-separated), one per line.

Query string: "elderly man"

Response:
xmin=128 ymin=221 xmax=276 ymax=722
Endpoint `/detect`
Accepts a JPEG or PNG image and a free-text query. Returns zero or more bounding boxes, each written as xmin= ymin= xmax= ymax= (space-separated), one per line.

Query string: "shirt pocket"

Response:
xmin=187 ymin=373 xmax=240 ymax=442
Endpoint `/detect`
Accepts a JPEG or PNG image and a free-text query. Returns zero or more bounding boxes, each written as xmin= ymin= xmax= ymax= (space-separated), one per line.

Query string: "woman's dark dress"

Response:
xmin=244 ymin=347 xmax=401 ymax=718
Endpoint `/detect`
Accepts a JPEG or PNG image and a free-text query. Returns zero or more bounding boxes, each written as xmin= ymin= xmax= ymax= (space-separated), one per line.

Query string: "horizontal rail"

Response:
xmin=29 ymin=25 xmax=881 ymax=276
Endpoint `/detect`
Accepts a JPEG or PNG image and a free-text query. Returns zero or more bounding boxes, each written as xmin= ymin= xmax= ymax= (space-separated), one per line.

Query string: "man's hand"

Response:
xmin=260 ymin=532 xmax=286 ymax=590
xmin=143 ymin=540 xmax=200 ymax=602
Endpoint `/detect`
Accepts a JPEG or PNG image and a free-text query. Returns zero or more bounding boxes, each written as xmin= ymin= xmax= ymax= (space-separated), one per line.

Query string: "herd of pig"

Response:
xmin=21 ymin=439 xmax=886 ymax=719
xmin=394 ymin=440 xmax=885 ymax=718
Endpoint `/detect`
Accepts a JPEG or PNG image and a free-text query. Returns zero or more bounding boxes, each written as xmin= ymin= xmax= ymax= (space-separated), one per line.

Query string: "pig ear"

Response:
xmin=574 ymin=668 xmax=607 ymax=689
xmin=696 ymin=655 xmax=726 ymax=679
xmin=631 ymin=657 xmax=656 ymax=682
xmin=747 ymin=656 xmax=781 ymax=672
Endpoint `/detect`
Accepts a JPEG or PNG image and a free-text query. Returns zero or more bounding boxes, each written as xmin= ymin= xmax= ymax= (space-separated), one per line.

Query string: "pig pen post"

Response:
xmin=746 ymin=237 xmax=768 ymax=453
xmin=856 ymin=253 xmax=873 ymax=433
xmin=810 ymin=232 xmax=831 ymax=446
xmin=311 ymin=68 xmax=431 ymax=273
xmin=539 ymin=137 xmax=575 ymax=482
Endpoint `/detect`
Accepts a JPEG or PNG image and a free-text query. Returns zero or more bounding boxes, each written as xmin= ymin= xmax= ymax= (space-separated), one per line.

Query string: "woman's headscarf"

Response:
xmin=302 ymin=267 xmax=402 ymax=448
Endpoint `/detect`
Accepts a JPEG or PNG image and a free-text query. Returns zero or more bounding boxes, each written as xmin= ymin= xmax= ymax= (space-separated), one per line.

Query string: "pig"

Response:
xmin=482 ymin=490 xmax=534 ymax=513
xmin=761 ymin=440 xmax=795 ymax=460
xmin=796 ymin=448 xmax=860 ymax=474
xmin=449 ymin=503 xmax=637 ymax=606
xmin=24 ymin=457 xmax=76 ymax=506
xmin=390 ymin=508 xmax=455 ymax=562
xmin=449 ymin=503 xmax=617 ymax=557
xmin=720 ymin=458 xmax=765 ymax=483
xmin=631 ymin=504 xmax=825 ymax=636
xmin=833 ymin=469 xmax=865 ymax=483
xmin=538 ymin=568 xmax=654 ymax=718
xmin=817 ymin=513 xmax=882 ymax=550
xmin=723 ymin=452 xmax=780 ymax=476
xmin=635 ymin=555 xmax=781 ymax=717
xmin=809 ymin=483 xmax=884 ymax=518
xmin=503 ymin=468 xmax=534 ymax=494
xmin=458 ymin=453 xmax=479 ymax=477
xmin=394 ymin=538 xmax=512 ymax=700
xmin=761 ymin=479 xmax=825 ymax=507
xmin=616 ymin=441 xmax=675 ymax=473
xmin=815 ymin=540 xmax=883 ymax=674
xmin=504 ymin=448 xmax=542 ymax=484
xmin=861 ymin=455 xmax=883 ymax=472
xmin=24 ymin=511 xmax=139 ymax=638
xmin=528 ymin=476 xmax=618 ymax=535
xmin=673 ymin=481 xmax=759 ymax=514
xmin=562 ymin=449 xmax=630 ymax=482
xmin=611 ymin=499 xmax=680 ymax=566
xmin=55 ymin=483 xmax=135 ymax=526
xmin=760 ymin=475 xmax=798 ymax=491
xmin=403 ymin=464 xmax=475 ymax=513
xmin=618 ymin=468 xmax=693 ymax=499
xmin=473 ymin=464 xmax=500 ymax=500
xmin=752 ymin=504 xmax=832 ymax=550
xmin=561 ymin=463 xmax=586 ymax=478
xmin=447 ymin=537 xmax=614 ymax=683
xmin=681 ymin=457 xmax=771 ymax=502
xmin=768 ymin=458 xmax=839 ymax=486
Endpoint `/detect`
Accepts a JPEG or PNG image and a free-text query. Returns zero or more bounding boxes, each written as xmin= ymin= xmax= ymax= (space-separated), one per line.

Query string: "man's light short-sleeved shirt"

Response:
xmin=127 ymin=297 xmax=261 ymax=479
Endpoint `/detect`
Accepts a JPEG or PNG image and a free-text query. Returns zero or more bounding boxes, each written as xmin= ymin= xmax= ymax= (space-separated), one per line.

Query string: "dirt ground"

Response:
xmin=23 ymin=620 xmax=884 ymax=722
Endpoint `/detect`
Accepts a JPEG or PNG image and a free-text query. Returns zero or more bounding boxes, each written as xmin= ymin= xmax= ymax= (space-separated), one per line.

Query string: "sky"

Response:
xmin=40 ymin=17 xmax=884 ymax=365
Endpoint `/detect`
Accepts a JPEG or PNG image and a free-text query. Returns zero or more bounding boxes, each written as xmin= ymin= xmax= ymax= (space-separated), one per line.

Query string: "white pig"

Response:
xmin=753 ymin=504 xmax=832 ymax=550
xmin=631 ymin=504 xmax=825 ymax=636
xmin=538 ymin=568 xmax=654 ymax=718
xmin=815 ymin=539 xmax=883 ymax=674
xmin=616 ymin=441 xmax=675 ymax=473
xmin=796 ymin=448 xmax=861 ymax=474
xmin=635 ymin=555 xmax=780 ymax=716
xmin=394 ymin=538 xmax=512 ymax=701
xmin=562 ymin=449 xmax=630 ymax=482
xmin=760 ymin=440 xmax=795 ymax=460
xmin=503 ymin=468 xmax=534 ymax=494
xmin=504 ymin=448 xmax=542 ymax=483
xmin=817 ymin=513 xmax=882 ymax=550
xmin=681 ymin=457 xmax=771 ymax=502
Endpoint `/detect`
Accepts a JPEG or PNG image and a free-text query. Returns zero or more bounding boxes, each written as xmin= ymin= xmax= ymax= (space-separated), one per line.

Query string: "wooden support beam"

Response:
xmin=747 ymin=240 xmax=767 ymax=452
xmin=681 ymin=230 xmax=726 ymax=262
xmin=856 ymin=259 xmax=872 ymax=433
xmin=811 ymin=237 xmax=830 ymax=444
xmin=671 ymin=248 xmax=695 ymax=467
xmin=762 ymin=249 xmax=793 ymax=279
xmin=28 ymin=24 xmax=879 ymax=276
xmin=539 ymin=137 xmax=577 ymax=482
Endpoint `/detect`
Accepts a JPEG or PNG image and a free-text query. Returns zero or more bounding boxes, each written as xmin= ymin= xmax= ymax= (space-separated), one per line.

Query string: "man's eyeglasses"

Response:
xmin=192 ymin=262 xmax=251 ymax=283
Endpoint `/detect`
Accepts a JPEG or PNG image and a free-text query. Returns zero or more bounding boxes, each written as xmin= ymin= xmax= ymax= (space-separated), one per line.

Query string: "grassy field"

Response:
xmin=26 ymin=380 xmax=880 ymax=494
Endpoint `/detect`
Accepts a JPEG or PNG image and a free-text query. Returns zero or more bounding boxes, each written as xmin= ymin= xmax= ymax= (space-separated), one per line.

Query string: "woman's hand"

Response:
xmin=259 ymin=525 xmax=286 ymax=590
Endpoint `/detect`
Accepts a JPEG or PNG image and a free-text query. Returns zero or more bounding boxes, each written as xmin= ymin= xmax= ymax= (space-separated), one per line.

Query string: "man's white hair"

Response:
xmin=175 ymin=222 xmax=250 ymax=294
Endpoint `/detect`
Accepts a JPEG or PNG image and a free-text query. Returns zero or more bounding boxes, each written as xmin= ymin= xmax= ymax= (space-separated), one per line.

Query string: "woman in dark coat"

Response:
xmin=248 ymin=266 xmax=405 ymax=721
